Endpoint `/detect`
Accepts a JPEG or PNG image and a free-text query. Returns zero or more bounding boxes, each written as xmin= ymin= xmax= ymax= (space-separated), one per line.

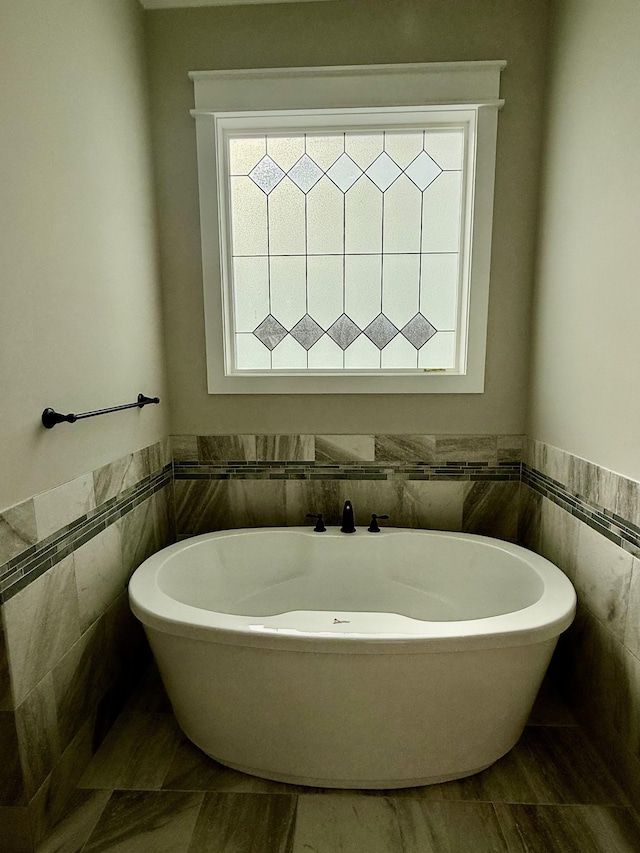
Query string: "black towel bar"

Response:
xmin=42 ymin=394 xmax=160 ymax=429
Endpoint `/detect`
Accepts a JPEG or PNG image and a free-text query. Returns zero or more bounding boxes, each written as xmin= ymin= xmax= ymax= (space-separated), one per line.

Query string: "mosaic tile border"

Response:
xmin=0 ymin=465 xmax=172 ymax=603
xmin=523 ymin=464 xmax=640 ymax=557
xmin=174 ymin=461 xmax=522 ymax=482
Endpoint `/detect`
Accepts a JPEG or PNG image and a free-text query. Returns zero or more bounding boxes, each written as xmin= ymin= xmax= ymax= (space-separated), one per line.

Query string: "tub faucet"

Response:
xmin=340 ymin=500 xmax=356 ymax=534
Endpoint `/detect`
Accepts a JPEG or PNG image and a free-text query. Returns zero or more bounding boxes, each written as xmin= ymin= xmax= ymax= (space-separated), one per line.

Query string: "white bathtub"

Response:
xmin=129 ymin=527 xmax=576 ymax=789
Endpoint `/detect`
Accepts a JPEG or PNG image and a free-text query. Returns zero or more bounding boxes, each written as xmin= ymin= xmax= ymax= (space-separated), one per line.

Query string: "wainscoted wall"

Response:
xmin=172 ymin=434 xmax=523 ymax=541
xmin=3 ymin=431 xmax=639 ymax=847
xmin=519 ymin=439 xmax=640 ymax=806
xmin=0 ymin=440 xmax=174 ymax=852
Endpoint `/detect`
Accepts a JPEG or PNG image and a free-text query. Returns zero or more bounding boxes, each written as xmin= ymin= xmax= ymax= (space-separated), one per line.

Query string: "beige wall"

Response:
xmin=146 ymin=0 xmax=549 ymax=436
xmin=0 ymin=0 xmax=169 ymax=511
xmin=528 ymin=0 xmax=640 ymax=481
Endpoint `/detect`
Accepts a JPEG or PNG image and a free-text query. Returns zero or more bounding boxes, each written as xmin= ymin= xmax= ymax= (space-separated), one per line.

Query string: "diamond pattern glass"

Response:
xmin=327 ymin=314 xmax=361 ymax=350
xmin=229 ymin=128 xmax=462 ymax=371
xmin=253 ymin=314 xmax=288 ymax=350
xmin=363 ymin=314 xmax=400 ymax=349
xmin=401 ymin=313 xmax=438 ymax=349
xmin=288 ymin=154 xmax=324 ymax=193
xmin=290 ymin=314 xmax=325 ymax=350
xmin=365 ymin=152 xmax=402 ymax=192
xmin=404 ymin=150 xmax=442 ymax=191
xmin=249 ymin=156 xmax=286 ymax=194
xmin=326 ymin=153 xmax=363 ymax=192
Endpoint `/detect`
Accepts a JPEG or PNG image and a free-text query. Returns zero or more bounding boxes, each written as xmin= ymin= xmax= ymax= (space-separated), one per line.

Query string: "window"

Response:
xmin=191 ymin=62 xmax=504 ymax=393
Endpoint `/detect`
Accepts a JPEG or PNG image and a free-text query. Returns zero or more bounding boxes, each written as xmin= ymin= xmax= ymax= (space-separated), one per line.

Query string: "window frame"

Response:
xmin=190 ymin=62 xmax=505 ymax=394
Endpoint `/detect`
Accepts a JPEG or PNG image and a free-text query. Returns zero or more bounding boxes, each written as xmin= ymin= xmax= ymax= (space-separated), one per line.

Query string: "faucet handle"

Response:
xmin=368 ymin=513 xmax=389 ymax=533
xmin=306 ymin=512 xmax=326 ymax=533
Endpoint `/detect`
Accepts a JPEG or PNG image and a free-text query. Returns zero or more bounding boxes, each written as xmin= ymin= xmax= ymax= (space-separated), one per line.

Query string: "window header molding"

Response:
xmin=189 ymin=60 xmax=507 ymax=81
xmin=190 ymin=61 xmax=506 ymax=114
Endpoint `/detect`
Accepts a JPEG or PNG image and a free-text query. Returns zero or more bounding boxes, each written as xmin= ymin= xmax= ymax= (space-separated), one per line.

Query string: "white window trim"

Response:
xmin=190 ymin=61 xmax=505 ymax=394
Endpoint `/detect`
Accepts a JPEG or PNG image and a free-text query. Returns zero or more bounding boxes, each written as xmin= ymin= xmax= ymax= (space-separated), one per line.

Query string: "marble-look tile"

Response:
xmin=393 ymin=727 xmax=626 ymax=805
xmin=620 ymin=648 xmax=640 ymax=760
xmin=537 ymin=498 xmax=580 ymax=581
xmin=125 ymin=664 xmax=172 ymax=715
xmin=526 ymin=680 xmax=576 ymax=727
xmin=575 ymin=523 xmax=633 ymax=642
xmin=616 ymin=475 xmax=640 ymax=529
xmin=73 ymin=525 xmax=125 ymax=634
xmin=315 ymin=435 xmax=375 ymax=462
xmin=396 ymin=481 xmax=465 ymax=531
xmin=33 ymin=474 xmax=95 ymax=542
xmin=36 ymin=789 xmax=111 ymax=853
xmin=197 ymin=435 xmax=256 ymax=462
xmin=147 ymin=438 xmax=171 ymax=475
xmin=599 ymin=467 xmax=622 ymax=517
xmin=174 ymin=480 xmax=226 ymax=536
xmin=170 ymin=435 xmax=198 ymax=462
xmin=103 ymin=592 xmax=150 ymax=693
xmin=0 ymin=615 xmax=12 ymax=711
xmin=435 ymin=435 xmax=497 ymax=464
xmin=188 ymin=792 xmax=296 ymax=852
xmin=52 ymin=615 xmax=113 ymax=752
xmin=284 ymin=479 xmax=465 ymax=532
xmin=119 ymin=498 xmax=159 ymax=581
xmin=0 ymin=805 xmax=32 ymax=853
xmin=517 ymin=484 xmax=541 ymax=552
xmin=550 ymin=606 xmax=625 ymax=738
xmin=395 ymin=800 xmax=509 ymax=853
xmin=374 ymin=435 xmax=436 ymax=463
xmin=522 ymin=437 xmax=540 ymax=471
xmin=79 ymin=712 xmax=181 ymax=791
xmin=462 ymin=482 xmax=520 ymax=542
xmin=93 ymin=451 xmax=148 ymax=506
xmin=566 ymin=453 xmax=590 ymax=497
xmin=624 ymin=557 xmax=640 ymax=658
xmin=497 ymin=435 xmax=523 ymax=464
xmin=15 ymin=673 xmax=61 ymax=799
xmin=83 ymin=790 xmax=203 ymax=853
xmin=29 ymin=718 xmax=97 ymax=847
xmin=4 ymin=556 xmax=81 ymax=707
xmin=0 ymin=710 xmax=26 ymax=806
xmin=293 ymin=795 xmax=403 ymax=853
xmin=256 ymin=435 xmax=314 ymax=461
xmin=153 ymin=486 xmax=175 ymax=550
xmin=284 ymin=479 xmax=343 ymax=528
xmin=160 ymin=436 xmax=172 ymax=469
xmin=0 ymin=499 xmax=37 ymax=565
xmin=162 ymin=738 xmax=305 ymax=794
xmin=227 ymin=480 xmax=287 ymax=528
xmin=543 ymin=444 xmax=570 ymax=486
xmin=494 ymin=804 xmax=640 ymax=853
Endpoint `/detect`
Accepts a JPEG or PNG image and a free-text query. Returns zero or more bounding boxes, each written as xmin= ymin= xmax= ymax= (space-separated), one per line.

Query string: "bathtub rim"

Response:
xmin=129 ymin=527 xmax=576 ymax=655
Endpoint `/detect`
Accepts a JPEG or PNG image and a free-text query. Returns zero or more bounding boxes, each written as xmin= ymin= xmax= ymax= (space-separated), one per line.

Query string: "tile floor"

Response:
xmin=36 ymin=668 xmax=640 ymax=852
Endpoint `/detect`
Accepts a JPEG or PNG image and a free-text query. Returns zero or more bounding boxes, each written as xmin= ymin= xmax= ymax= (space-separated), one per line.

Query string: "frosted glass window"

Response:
xmin=224 ymin=127 xmax=467 ymax=374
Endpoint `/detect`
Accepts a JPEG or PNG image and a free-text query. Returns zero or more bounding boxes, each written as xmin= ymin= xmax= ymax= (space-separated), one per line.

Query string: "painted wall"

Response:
xmin=145 ymin=0 xmax=549 ymax=437
xmin=528 ymin=0 xmax=640 ymax=481
xmin=0 ymin=0 xmax=169 ymax=512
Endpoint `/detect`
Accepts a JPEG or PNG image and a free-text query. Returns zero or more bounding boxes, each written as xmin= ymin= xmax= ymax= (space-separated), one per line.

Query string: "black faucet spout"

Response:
xmin=341 ymin=500 xmax=356 ymax=533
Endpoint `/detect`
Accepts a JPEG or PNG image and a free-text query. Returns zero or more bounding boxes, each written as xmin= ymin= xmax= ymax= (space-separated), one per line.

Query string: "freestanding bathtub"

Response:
xmin=129 ymin=527 xmax=576 ymax=789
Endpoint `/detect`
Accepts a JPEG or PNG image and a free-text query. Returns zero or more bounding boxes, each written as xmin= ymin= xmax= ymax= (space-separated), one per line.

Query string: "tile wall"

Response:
xmin=3 ymin=431 xmax=640 ymax=848
xmin=519 ymin=439 xmax=640 ymax=808
xmin=0 ymin=439 xmax=174 ymax=852
xmin=172 ymin=433 xmax=522 ymax=540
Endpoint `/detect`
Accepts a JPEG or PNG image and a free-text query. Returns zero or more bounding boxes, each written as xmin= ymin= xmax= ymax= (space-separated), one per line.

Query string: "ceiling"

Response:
xmin=140 ymin=0 xmax=336 ymax=8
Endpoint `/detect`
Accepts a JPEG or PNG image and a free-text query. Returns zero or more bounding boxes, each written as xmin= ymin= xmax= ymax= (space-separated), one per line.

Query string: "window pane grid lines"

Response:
xmin=227 ymin=127 xmax=465 ymax=372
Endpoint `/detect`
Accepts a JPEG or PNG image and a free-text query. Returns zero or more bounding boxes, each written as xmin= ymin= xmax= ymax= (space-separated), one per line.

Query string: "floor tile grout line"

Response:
xmin=76 ymin=790 xmax=113 ymax=853
xmin=490 ymin=801 xmax=515 ymax=853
